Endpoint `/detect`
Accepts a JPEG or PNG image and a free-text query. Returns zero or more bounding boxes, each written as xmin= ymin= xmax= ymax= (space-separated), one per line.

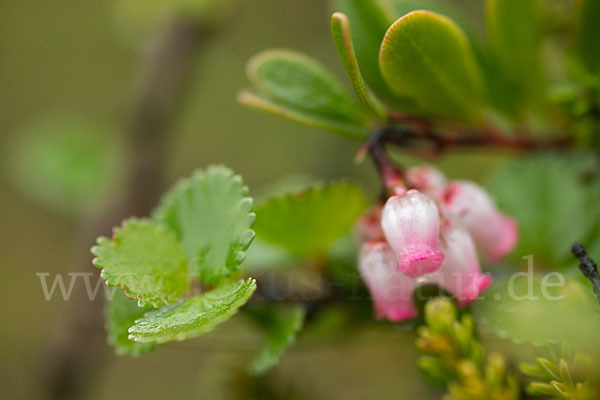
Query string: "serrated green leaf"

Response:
xmin=379 ymin=10 xmax=483 ymax=123
xmin=249 ymin=305 xmax=306 ymax=375
xmin=254 ymin=183 xmax=367 ymax=256
xmin=128 ymin=278 xmax=257 ymax=344
xmin=486 ymin=0 xmax=543 ymax=111
xmin=331 ymin=12 xmax=386 ymax=120
xmin=487 ymin=153 xmax=600 ymax=267
xmin=576 ymin=0 xmax=600 ymax=75
xmin=243 ymin=50 xmax=370 ymax=139
xmin=9 ymin=116 xmax=122 ymax=216
xmin=153 ymin=166 xmax=255 ymax=286
xmin=105 ymin=289 xmax=156 ymax=356
xmin=92 ymin=219 xmax=189 ymax=307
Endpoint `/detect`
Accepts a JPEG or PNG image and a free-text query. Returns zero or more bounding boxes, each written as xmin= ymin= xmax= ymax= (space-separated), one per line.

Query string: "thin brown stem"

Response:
xmin=41 ymin=19 xmax=210 ymax=400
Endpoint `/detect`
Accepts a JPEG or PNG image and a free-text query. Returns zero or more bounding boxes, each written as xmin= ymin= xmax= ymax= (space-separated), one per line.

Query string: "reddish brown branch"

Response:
xmin=377 ymin=124 xmax=572 ymax=154
xmin=361 ymin=122 xmax=573 ymax=196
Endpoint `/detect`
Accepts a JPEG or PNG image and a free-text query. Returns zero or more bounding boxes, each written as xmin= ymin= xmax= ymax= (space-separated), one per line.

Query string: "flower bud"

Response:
xmin=381 ymin=190 xmax=445 ymax=277
xmin=424 ymin=297 xmax=456 ymax=332
xmin=406 ymin=165 xmax=447 ymax=200
xmin=358 ymin=241 xmax=419 ymax=321
xmin=443 ymin=181 xmax=517 ymax=261
xmin=355 ymin=206 xmax=384 ymax=244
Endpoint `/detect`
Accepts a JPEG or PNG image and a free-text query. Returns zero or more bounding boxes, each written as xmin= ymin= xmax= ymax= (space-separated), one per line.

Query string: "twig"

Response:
xmin=571 ymin=243 xmax=600 ymax=304
xmin=41 ymin=19 xmax=210 ymax=400
xmin=379 ymin=123 xmax=571 ymax=154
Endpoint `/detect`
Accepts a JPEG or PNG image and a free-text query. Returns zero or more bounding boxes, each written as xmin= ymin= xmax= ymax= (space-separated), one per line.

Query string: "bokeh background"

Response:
xmin=0 ymin=1 xmax=513 ymax=399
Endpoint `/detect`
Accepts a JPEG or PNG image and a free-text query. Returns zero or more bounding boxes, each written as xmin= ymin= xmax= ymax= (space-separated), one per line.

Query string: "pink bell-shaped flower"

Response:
xmin=424 ymin=225 xmax=492 ymax=305
xmin=406 ymin=165 xmax=447 ymax=200
xmin=358 ymin=241 xmax=419 ymax=321
xmin=359 ymin=231 xmax=492 ymax=322
xmin=443 ymin=181 xmax=517 ymax=261
xmin=381 ymin=190 xmax=445 ymax=277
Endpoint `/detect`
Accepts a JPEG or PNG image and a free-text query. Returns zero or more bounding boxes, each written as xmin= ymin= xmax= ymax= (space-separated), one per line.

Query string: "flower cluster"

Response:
xmin=357 ymin=166 xmax=517 ymax=321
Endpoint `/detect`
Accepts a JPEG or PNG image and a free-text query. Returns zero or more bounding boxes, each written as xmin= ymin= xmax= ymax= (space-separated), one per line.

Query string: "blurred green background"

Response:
xmin=0 ymin=0 xmax=507 ymax=399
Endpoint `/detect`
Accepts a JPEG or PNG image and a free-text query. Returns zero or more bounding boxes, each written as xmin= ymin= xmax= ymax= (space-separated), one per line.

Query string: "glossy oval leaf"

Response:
xmin=379 ymin=10 xmax=483 ymax=123
xmin=254 ymin=182 xmax=367 ymax=256
xmin=244 ymin=49 xmax=370 ymax=139
xmin=128 ymin=278 xmax=257 ymax=344
xmin=92 ymin=218 xmax=190 ymax=307
xmin=390 ymin=0 xmax=482 ymax=40
xmin=331 ymin=12 xmax=387 ymax=119
xmin=486 ymin=0 xmax=543 ymax=110
xmin=238 ymin=91 xmax=368 ymax=140
xmin=329 ymin=0 xmax=401 ymax=105
xmin=153 ymin=166 xmax=255 ymax=286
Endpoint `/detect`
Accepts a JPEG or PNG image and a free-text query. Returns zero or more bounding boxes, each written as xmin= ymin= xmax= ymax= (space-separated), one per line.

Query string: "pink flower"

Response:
xmin=425 ymin=225 xmax=492 ymax=305
xmin=358 ymin=241 xmax=419 ymax=321
xmin=381 ymin=190 xmax=445 ymax=277
xmin=406 ymin=165 xmax=447 ymax=200
xmin=359 ymin=233 xmax=492 ymax=322
xmin=443 ymin=181 xmax=517 ymax=261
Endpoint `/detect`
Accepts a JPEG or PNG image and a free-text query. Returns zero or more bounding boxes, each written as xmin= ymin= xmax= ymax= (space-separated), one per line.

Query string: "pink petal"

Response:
xmin=406 ymin=165 xmax=447 ymax=200
xmin=443 ymin=181 xmax=518 ymax=261
xmin=434 ymin=226 xmax=492 ymax=303
xmin=412 ymin=226 xmax=492 ymax=306
xmin=381 ymin=190 xmax=444 ymax=277
xmin=358 ymin=241 xmax=419 ymax=321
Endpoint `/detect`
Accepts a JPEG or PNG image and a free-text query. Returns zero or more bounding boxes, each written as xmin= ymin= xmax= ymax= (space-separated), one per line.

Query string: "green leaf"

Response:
xmin=105 ymin=289 xmax=156 ymax=356
xmin=153 ymin=166 xmax=255 ymax=286
xmin=249 ymin=305 xmax=306 ymax=375
xmin=242 ymin=49 xmax=370 ymax=139
xmin=473 ymin=277 xmax=600 ymax=349
xmin=576 ymin=0 xmax=600 ymax=75
xmin=329 ymin=0 xmax=402 ymax=106
xmin=254 ymin=182 xmax=367 ymax=256
xmin=390 ymin=0 xmax=480 ymax=38
xmin=487 ymin=153 xmax=599 ymax=267
xmin=243 ymin=238 xmax=302 ymax=272
xmin=9 ymin=116 xmax=122 ymax=216
xmin=92 ymin=219 xmax=190 ymax=307
xmin=238 ymin=91 xmax=367 ymax=140
xmin=128 ymin=278 xmax=257 ymax=344
xmin=331 ymin=12 xmax=387 ymax=120
xmin=379 ymin=10 xmax=483 ymax=123
xmin=255 ymin=173 xmax=323 ymax=204
xmin=486 ymin=0 xmax=543 ymax=110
